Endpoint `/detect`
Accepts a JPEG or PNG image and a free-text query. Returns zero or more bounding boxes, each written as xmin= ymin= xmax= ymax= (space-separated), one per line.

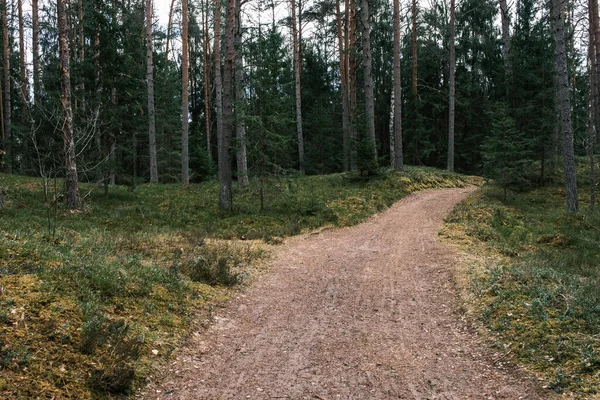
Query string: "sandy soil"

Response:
xmin=137 ymin=188 xmax=549 ymax=400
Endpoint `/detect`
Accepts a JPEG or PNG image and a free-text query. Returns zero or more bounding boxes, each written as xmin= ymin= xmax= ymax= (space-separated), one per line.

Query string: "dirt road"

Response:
xmin=139 ymin=188 xmax=548 ymax=400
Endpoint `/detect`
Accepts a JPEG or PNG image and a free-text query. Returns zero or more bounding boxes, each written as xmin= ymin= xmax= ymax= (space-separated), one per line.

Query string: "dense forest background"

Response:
xmin=0 ymin=0 xmax=596 ymax=211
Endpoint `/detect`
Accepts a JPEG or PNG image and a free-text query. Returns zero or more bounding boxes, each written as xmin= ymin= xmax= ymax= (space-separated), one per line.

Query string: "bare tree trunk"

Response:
xmin=219 ymin=0 xmax=235 ymax=210
xmin=165 ymin=0 xmax=176 ymax=64
xmin=182 ymin=0 xmax=190 ymax=184
xmin=18 ymin=0 xmax=26 ymax=114
xmin=447 ymin=0 xmax=455 ymax=172
xmin=348 ymin=0 xmax=358 ymax=170
xmin=589 ymin=0 xmax=598 ymax=209
xmin=235 ymin=0 xmax=248 ymax=186
xmin=552 ymin=0 xmax=578 ymax=212
xmin=360 ymin=0 xmax=377 ymax=165
xmin=336 ymin=0 xmax=351 ymax=172
xmin=58 ymin=0 xmax=79 ymax=208
xmin=109 ymin=87 xmax=117 ymax=185
xmin=203 ymin=0 xmax=212 ymax=164
xmin=392 ymin=0 xmax=402 ymax=170
xmin=215 ymin=0 xmax=224 ymax=176
xmin=32 ymin=0 xmax=40 ymax=106
xmin=77 ymin=0 xmax=84 ymax=108
xmin=389 ymin=85 xmax=395 ymax=166
xmin=2 ymin=0 xmax=11 ymax=173
xmin=290 ymin=0 xmax=304 ymax=172
xmin=146 ymin=0 xmax=158 ymax=183
xmin=499 ymin=0 xmax=511 ymax=97
xmin=411 ymin=0 xmax=417 ymax=96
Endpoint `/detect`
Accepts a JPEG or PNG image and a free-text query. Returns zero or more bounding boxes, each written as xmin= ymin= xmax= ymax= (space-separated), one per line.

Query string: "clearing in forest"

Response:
xmin=138 ymin=188 xmax=548 ymax=400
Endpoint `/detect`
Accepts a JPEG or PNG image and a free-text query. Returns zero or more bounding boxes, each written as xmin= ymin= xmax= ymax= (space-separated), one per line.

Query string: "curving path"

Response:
xmin=138 ymin=188 xmax=548 ymax=400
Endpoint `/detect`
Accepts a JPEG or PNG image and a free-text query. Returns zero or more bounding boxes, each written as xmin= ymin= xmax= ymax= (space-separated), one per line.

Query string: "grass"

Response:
xmin=441 ymin=159 xmax=600 ymax=397
xmin=0 ymin=167 xmax=476 ymax=399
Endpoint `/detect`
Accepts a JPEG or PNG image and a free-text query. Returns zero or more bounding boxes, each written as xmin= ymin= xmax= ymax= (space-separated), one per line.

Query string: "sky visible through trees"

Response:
xmin=0 ymin=0 xmax=596 ymax=212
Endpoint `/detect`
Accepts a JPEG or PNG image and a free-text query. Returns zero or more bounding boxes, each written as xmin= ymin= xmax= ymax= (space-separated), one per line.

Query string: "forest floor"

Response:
xmin=137 ymin=188 xmax=549 ymax=400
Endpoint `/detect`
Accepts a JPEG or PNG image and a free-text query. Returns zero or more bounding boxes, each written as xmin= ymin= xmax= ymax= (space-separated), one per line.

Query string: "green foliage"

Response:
xmin=0 ymin=168 xmax=475 ymax=398
xmin=443 ymin=167 xmax=600 ymax=396
xmin=482 ymin=103 xmax=533 ymax=197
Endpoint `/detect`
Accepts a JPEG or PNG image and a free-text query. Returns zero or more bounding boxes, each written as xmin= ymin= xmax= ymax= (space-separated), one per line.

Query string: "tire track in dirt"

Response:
xmin=138 ymin=188 xmax=549 ymax=400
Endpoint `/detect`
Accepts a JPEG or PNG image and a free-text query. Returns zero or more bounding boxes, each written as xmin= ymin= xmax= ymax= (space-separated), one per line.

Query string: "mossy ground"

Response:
xmin=441 ymin=161 xmax=600 ymax=398
xmin=0 ymin=167 xmax=475 ymax=399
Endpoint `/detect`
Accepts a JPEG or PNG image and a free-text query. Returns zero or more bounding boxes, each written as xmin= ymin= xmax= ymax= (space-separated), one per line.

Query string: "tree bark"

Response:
xmin=18 ymin=0 xmax=26 ymax=115
xmin=219 ymin=0 xmax=235 ymax=210
xmin=552 ymin=0 xmax=578 ymax=212
xmin=389 ymin=84 xmax=395 ymax=166
xmin=336 ymin=0 xmax=350 ymax=172
xmin=215 ymin=0 xmax=224 ymax=177
xmin=146 ymin=0 xmax=158 ymax=183
xmin=32 ymin=0 xmax=40 ymax=106
xmin=182 ymin=0 xmax=190 ymax=184
xmin=360 ymin=0 xmax=377 ymax=165
xmin=393 ymin=0 xmax=402 ymax=170
xmin=165 ymin=0 xmax=176 ymax=64
xmin=2 ymin=0 xmax=11 ymax=172
xmin=203 ymin=0 xmax=212 ymax=164
xmin=348 ymin=0 xmax=358 ymax=170
xmin=235 ymin=0 xmax=248 ymax=186
xmin=290 ymin=0 xmax=305 ymax=172
xmin=447 ymin=0 xmax=455 ymax=172
xmin=499 ymin=0 xmax=511 ymax=97
xmin=411 ymin=0 xmax=417 ymax=96
xmin=58 ymin=0 xmax=79 ymax=208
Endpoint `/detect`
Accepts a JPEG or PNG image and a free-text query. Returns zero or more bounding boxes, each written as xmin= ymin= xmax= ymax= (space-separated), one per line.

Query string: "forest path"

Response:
xmin=138 ymin=188 xmax=548 ymax=400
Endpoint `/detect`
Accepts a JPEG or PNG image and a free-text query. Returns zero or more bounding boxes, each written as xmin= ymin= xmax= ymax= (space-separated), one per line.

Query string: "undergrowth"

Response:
xmin=0 ymin=167 xmax=475 ymax=398
xmin=441 ymin=160 xmax=600 ymax=397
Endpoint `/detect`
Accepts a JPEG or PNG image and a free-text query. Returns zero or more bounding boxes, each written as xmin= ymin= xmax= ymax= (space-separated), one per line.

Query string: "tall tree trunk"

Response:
xmin=411 ymin=0 xmax=417 ymax=96
xmin=389 ymin=84 xmax=395 ymax=166
xmin=146 ymin=0 xmax=158 ymax=183
xmin=592 ymin=0 xmax=600 ymax=145
xmin=290 ymin=0 xmax=304 ymax=172
xmin=360 ymin=0 xmax=377 ymax=165
xmin=182 ymin=0 xmax=190 ymax=184
xmin=165 ymin=0 xmax=176 ymax=63
xmin=336 ymin=0 xmax=350 ymax=172
xmin=58 ymin=0 xmax=79 ymax=208
xmin=392 ymin=0 xmax=402 ymax=170
xmin=499 ymin=0 xmax=511 ymax=97
xmin=32 ymin=0 xmax=40 ymax=106
xmin=234 ymin=0 xmax=248 ymax=186
xmin=2 ymin=0 xmax=11 ymax=173
xmin=552 ymin=0 xmax=578 ymax=212
xmin=77 ymin=0 xmax=84 ymax=108
xmin=220 ymin=0 xmax=235 ymax=210
xmin=203 ymin=0 xmax=212 ymax=164
xmin=17 ymin=0 xmax=26 ymax=114
xmin=590 ymin=0 xmax=598 ymax=209
xmin=348 ymin=0 xmax=358 ymax=170
xmin=215 ymin=0 xmax=224 ymax=177
xmin=447 ymin=0 xmax=455 ymax=172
